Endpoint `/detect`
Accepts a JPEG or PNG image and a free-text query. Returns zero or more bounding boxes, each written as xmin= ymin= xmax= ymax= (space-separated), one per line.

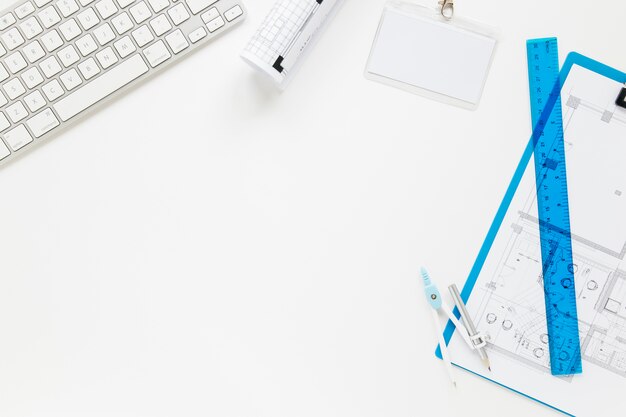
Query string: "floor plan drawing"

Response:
xmin=447 ymin=61 xmax=626 ymax=416
xmin=468 ymin=85 xmax=626 ymax=379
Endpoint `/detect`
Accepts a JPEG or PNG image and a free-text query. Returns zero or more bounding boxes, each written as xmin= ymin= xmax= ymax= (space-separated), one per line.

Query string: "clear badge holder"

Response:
xmin=365 ymin=1 xmax=499 ymax=109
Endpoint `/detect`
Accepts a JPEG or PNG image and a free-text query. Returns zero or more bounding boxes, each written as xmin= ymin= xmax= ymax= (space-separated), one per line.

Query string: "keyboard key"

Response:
xmin=56 ymin=0 xmax=79 ymax=17
xmin=185 ymin=0 xmax=216 ymax=14
xmin=206 ymin=15 xmax=223 ymax=33
xmin=95 ymin=0 xmax=118 ymax=19
xmin=3 ymin=78 xmax=26 ymax=99
xmin=77 ymin=57 xmax=100 ymax=79
xmin=60 ymin=68 xmax=82 ymax=90
xmin=0 ymin=13 xmax=16 ymax=31
xmin=148 ymin=0 xmax=168 ymax=13
xmin=41 ymin=29 xmax=63 ymax=52
xmin=42 ymin=79 xmax=64 ymax=100
xmin=25 ymin=18 xmax=41 ymax=36
xmin=24 ymin=90 xmax=46 ymax=112
xmin=93 ymin=22 xmax=115 ymax=45
xmin=167 ymin=3 xmax=189 ymax=25
xmin=143 ymin=39 xmax=170 ymax=67
xmin=0 ymin=112 xmax=9 ymax=129
xmin=35 ymin=0 xmax=53 ymax=7
xmin=39 ymin=55 xmax=62 ymax=77
xmin=224 ymin=5 xmax=242 ymax=21
xmin=149 ymin=14 xmax=171 ymax=36
xmin=0 ymin=64 xmax=9 ymax=82
xmin=0 ymin=113 xmax=9 ymax=131
xmin=5 ymin=51 xmax=28 ymax=73
xmin=59 ymin=18 xmax=81 ymax=41
xmin=15 ymin=2 xmax=35 ymax=19
xmin=2 ymin=28 xmax=25 ymax=51
xmin=4 ymin=125 xmax=33 ymax=151
xmin=0 ymin=139 xmax=10 ymax=160
xmin=77 ymin=8 xmax=99 ymax=30
xmin=20 ymin=16 xmax=42 ymax=39
xmin=188 ymin=26 xmax=206 ymax=43
xmin=131 ymin=25 xmax=153 ymax=47
xmin=95 ymin=46 xmax=118 ymax=68
xmin=117 ymin=0 xmax=134 ymax=7
xmin=200 ymin=7 xmax=217 ymax=23
xmin=58 ymin=44 xmax=80 ymax=66
xmin=76 ymin=33 xmax=98 ymax=56
xmin=130 ymin=1 xmax=151 ymax=24
xmin=0 ymin=113 xmax=11 ymax=132
xmin=21 ymin=67 xmax=44 ymax=88
xmin=38 ymin=5 xmax=62 ymax=28
xmin=113 ymin=35 xmax=135 ymax=58
xmin=54 ymin=54 xmax=148 ymax=121
xmin=27 ymin=108 xmax=60 ymax=137
xmin=7 ymin=101 xmax=28 ymax=123
xmin=24 ymin=40 xmax=45 ymax=63
xmin=111 ymin=12 xmax=133 ymax=34
xmin=164 ymin=29 xmax=188 ymax=54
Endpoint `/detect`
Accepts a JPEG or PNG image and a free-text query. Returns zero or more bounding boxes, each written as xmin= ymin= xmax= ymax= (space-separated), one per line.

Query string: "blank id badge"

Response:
xmin=365 ymin=1 xmax=499 ymax=109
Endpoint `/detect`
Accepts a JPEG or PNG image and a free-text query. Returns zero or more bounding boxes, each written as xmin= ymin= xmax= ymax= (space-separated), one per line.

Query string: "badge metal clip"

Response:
xmin=438 ymin=0 xmax=454 ymax=19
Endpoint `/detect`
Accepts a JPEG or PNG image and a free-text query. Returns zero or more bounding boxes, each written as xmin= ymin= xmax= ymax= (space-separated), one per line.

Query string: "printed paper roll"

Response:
xmin=241 ymin=0 xmax=344 ymax=89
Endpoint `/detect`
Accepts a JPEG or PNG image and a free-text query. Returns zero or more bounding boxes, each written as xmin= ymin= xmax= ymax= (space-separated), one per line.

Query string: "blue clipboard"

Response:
xmin=436 ymin=52 xmax=626 ymax=416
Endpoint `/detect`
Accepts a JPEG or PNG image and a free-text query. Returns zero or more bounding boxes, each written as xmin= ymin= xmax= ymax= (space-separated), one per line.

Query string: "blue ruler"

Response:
xmin=526 ymin=38 xmax=582 ymax=376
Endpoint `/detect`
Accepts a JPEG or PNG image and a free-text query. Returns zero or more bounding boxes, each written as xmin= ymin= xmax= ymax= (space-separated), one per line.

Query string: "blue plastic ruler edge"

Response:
xmin=436 ymin=52 xmax=626 ymax=416
xmin=526 ymin=37 xmax=582 ymax=376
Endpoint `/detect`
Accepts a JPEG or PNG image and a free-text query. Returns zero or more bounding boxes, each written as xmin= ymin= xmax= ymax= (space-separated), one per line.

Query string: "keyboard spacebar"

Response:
xmin=54 ymin=55 xmax=149 ymax=122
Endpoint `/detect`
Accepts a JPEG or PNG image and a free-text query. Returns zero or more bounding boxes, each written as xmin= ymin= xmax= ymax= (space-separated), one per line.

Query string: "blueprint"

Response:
xmin=241 ymin=0 xmax=343 ymax=88
xmin=448 ymin=62 xmax=626 ymax=416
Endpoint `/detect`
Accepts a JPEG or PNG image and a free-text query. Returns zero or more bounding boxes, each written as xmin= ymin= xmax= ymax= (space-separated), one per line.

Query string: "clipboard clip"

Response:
xmin=616 ymin=84 xmax=626 ymax=109
xmin=438 ymin=0 xmax=454 ymax=19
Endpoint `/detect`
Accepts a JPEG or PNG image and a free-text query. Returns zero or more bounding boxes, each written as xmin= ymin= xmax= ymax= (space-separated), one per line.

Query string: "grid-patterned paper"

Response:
xmin=243 ymin=0 xmax=318 ymax=70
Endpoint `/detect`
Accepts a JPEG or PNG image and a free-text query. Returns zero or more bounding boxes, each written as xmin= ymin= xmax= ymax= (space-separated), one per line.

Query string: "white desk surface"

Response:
xmin=1 ymin=0 xmax=624 ymax=416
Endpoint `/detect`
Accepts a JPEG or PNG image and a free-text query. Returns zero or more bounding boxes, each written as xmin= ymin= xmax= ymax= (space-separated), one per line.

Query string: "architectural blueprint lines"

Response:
xmin=468 ymin=81 xmax=626 ymax=379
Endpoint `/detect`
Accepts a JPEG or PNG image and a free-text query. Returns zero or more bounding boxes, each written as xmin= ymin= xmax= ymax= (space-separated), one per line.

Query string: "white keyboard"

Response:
xmin=0 ymin=0 xmax=245 ymax=167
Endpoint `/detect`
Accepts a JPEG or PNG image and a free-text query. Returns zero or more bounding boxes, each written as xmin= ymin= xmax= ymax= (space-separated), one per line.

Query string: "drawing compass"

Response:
xmin=420 ymin=267 xmax=489 ymax=386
